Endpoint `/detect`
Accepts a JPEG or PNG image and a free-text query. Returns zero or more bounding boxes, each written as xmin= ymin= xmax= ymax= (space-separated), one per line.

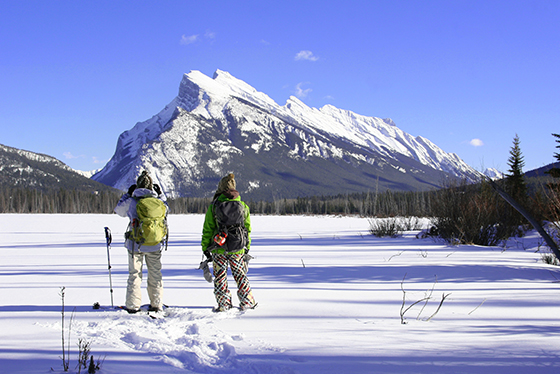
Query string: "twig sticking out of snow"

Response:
xmin=468 ymin=298 xmax=487 ymax=315
xmin=425 ymin=293 xmax=451 ymax=322
xmin=417 ymin=275 xmax=438 ymax=320
xmin=400 ymin=274 xmax=429 ymax=324
xmin=400 ymin=274 xmax=450 ymax=324
xmin=386 ymin=251 xmax=404 ymax=262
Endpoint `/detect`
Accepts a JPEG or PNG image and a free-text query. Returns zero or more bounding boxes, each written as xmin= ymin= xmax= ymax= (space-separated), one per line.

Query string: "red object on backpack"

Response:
xmin=214 ymin=232 xmax=227 ymax=246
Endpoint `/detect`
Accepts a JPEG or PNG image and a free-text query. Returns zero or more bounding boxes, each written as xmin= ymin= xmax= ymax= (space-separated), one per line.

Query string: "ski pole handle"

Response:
xmin=104 ymin=226 xmax=114 ymax=308
xmin=104 ymin=227 xmax=112 ymax=246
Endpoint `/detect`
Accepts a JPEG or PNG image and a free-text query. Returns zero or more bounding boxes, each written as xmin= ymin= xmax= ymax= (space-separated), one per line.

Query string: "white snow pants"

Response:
xmin=126 ymin=250 xmax=163 ymax=310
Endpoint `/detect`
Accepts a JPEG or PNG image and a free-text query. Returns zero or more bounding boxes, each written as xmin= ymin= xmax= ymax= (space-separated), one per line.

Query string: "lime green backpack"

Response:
xmin=132 ymin=197 xmax=168 ymax=248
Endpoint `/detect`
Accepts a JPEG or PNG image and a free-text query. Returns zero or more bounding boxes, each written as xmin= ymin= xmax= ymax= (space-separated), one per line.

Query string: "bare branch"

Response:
xmin=400 ymin=273 xmax=431 ymax=324
xmin=418 ymin=275 xmax=437 ymax=320
xmin=425 ymin=293 xmax=451 ymax=321
xmin=387 ymin=251 xmax=404 ymax=262
xmin=468 ymin=298 xmax=487 ymax=315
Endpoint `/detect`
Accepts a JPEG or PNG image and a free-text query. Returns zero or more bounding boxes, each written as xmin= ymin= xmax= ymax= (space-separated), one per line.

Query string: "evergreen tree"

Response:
xmin=506 ymin=134 xmax=528 ymax=203
xmin=541 ymin=133 xmax=560 ymax=238
xmin=546 ymin=133 xmax=560 ymax=178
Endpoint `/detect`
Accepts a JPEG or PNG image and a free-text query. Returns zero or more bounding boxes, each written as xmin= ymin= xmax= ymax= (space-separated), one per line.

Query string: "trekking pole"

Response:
xmin=104 ymin=227 xmax=114 ymax=308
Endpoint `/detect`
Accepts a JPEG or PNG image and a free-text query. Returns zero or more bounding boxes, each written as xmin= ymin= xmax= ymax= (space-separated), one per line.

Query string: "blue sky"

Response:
xmin=1 ymin=0 xmax=558 ymax=173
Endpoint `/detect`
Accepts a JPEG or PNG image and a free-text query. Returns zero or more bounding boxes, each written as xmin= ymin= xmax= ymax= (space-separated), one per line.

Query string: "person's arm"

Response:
xmin=243 ymin=202 xmax=251 ymax=251
xmin=201 ymin=205 xmax=216 ymax=252
xmin=114 ymin=193 xmax=132 ymax=217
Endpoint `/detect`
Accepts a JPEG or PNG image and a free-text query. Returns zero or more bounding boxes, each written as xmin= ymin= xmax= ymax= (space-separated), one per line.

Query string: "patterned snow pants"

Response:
xmin=213 ymin=253 xmax=256 ymax=310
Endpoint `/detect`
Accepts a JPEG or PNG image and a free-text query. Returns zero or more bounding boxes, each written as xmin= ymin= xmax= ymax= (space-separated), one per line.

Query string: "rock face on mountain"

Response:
xmin=93 ymin=70 xmax=480 ymax=200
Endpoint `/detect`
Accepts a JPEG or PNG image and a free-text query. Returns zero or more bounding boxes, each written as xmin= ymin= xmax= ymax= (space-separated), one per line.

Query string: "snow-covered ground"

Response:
xmin=1 ymin=214 xmax=560 ymax=373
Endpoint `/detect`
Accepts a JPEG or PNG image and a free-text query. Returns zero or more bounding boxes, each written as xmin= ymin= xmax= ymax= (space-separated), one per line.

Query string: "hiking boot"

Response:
xmin=148 ymin=305 xmax=163 ymax=312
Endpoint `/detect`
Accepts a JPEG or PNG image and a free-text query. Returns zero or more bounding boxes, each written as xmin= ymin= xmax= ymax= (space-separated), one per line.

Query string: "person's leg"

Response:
xmin=126 ymin=251 xmax=144 ymax=311
xmin=145 ymin=250 xmax=163 ymax=311
xmin=230 ymin=253 xmax=256 ymax=309
xmin=213 ymin=253 xmax=232 ymax=310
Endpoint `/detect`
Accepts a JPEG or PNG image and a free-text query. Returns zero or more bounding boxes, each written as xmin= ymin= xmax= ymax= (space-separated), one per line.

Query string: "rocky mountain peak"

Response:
xmin=93 ymin=70 xmax=481 ymax=200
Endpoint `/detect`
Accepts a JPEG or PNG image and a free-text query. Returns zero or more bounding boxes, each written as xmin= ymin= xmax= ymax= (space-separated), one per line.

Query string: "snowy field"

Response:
xmin=1 ymin=214 xmax=560 ymax=374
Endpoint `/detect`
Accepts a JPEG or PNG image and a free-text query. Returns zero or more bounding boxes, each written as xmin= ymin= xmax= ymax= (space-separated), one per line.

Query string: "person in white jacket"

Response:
xmin=114 ymin=171 xmax=168 ymax=313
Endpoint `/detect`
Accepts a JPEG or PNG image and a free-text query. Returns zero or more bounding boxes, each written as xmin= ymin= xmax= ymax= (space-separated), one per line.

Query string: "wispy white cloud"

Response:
xmin=180 ymin=34 xmax=199 ymax=45
xmin=295 ymin=82 xmax=312 ymax=98
xmin=295 ymin=50 xmax=319 ymax=61
xmin=469 ymin=138 xmax=484 ymax=147
xmin=181 ymin=31 xmax=216 ymax=45
xmin=63 ymin=152 xmax=83 ymax=159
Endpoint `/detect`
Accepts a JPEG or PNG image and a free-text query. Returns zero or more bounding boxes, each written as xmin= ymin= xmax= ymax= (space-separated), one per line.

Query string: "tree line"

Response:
xmin=0 ymin=187 xmax=121 ymax=214
xmin=0 ymin=184 xmax=438 ymax=217
xmin=167 ymin=189 xmax=435 ymax=217
xmin=1 ymin=134 xmax=557 ymax=232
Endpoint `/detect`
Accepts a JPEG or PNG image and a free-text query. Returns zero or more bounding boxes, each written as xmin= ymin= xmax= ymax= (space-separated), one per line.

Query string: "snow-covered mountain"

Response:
xmin=93 ymin=70 xmax=482 ymax=200
xmin=484 ymin=167 xmax=505 ymax=180
xmin=0 ymin=143 xmax=116 ymax=192
xmin=75 ymin=168 xmax=103 ymax=179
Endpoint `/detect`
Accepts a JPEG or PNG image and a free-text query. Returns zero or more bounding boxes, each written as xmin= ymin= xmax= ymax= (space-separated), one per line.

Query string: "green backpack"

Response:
xmin=132 ymin=197 xmax=168 ymax=248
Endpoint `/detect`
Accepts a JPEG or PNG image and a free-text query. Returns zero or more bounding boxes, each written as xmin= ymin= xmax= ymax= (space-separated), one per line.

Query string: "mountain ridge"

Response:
xmin=0 ymin=143 xmax=118 ymax=192
xmin=93 ymin=69 xmax=482 ymax=200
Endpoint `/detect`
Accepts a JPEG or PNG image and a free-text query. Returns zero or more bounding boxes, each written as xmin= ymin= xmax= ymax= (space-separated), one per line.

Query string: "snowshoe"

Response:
xmin=212 ymin=304 xmax=233 ymax=313
xmin=239 ymin=302 xmax=258 ymax=311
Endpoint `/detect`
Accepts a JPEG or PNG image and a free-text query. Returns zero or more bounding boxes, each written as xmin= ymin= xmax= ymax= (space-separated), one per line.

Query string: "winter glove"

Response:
xmin=197 ymin=258 xmax=213 ymax=283
xmin=153 ymin=184 xmax=162 ymax=195
xmin=127 ymin=184 xmax=137 ymax=196
xmin=243 ymin=253 xmax=254 ymax=264
xmin=243 ymin=253 xmax=253 ymax=274
xmin=203 ymin=250 xmax=213 ymax=262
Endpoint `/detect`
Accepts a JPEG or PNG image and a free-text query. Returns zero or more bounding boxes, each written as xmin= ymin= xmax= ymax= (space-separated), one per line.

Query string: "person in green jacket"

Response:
xmin=201 ymin=173 xmax=257 ymax=312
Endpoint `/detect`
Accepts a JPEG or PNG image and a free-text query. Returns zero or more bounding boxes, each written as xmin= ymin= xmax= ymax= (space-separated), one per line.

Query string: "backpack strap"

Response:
xmin=128 ymin=197 xmax=144 ymax=250
xmin=211 ymin=198 xmax=226 ymax=232
xmin=163 ymin=215 xmax=169 ymax=251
